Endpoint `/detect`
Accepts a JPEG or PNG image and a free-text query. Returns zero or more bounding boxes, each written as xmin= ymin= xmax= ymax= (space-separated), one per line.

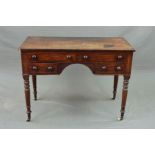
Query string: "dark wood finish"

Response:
xmin=32 ymin=75 xmax=37 ymax=100
xmin=29 ymin=63 xmax=58 ymax=75
xmin=94 ymin=62 xmax=126 ymax=74
xmin=22 ymin=51 xmax=128 ymax=63
xmin=21 ymin=51 xmax=132 ymax=75
xmin=119 ymin=75 xmax=130 ymax=120
xmin=20 ymin=37 xmax=135 ymax=121
xmin=23 ymin=74 xmax=31 ymax=122
xmin=112 ymin=75 xmax=119 ymax=100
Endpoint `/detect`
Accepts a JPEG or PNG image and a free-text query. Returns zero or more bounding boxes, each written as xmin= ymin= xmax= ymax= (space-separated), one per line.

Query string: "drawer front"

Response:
xmin=21 ymin=51 xmax=132 ymax=75
xmin=94 ymin=62 xmax=126 ymax=74
xmin=29 ymin=63 xmax=58 ymax=74
xmin=77 ymin=52 xmax=127 ymax=63
xmin=26 ymin=52 xmax=76 ymax=63
xmin=23 ymin=51 xmax=127 ymax=63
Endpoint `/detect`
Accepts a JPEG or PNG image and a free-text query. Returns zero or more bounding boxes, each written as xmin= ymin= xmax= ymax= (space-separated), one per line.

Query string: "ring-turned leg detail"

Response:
xmin=23 ymin=74 xmax=31 ymax=122
xmin=32 ymin=75 xmax=37 ymax=100
xmin=119 ymin=75 xmax=130 ymax=121
xmin=112 ymin=75 xmax=118 ymax=100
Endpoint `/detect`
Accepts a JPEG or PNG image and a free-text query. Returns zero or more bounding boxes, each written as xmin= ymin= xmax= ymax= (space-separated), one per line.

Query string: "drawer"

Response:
xmin=77 ymin=52 xmax=127 ymax=62
xmin=23 ymin=51 xmax=128 ymax=63
xmin=25 ymin=52 xmax=76 ymax=63
xmin=94 ymin=62 xmax=126 ymax=74
xmin=29 ymin=63 xmax=58 ymax=74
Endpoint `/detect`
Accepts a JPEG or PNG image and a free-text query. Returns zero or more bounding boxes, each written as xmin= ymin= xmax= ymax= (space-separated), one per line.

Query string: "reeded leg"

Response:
xmin=32 ymin=75 xmax=37 ymax=100
xmin=112 ymin=75 xmax=118 ymax=100
xmin=23 ymin=74 xmax=31 ymax=122
xmin=119 ymin=75 xmax=130 ymax=121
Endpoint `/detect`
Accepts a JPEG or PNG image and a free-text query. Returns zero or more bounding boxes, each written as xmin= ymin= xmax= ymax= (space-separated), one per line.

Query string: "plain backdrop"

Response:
xmin=0 ymin=26 xmax=155 ymax=128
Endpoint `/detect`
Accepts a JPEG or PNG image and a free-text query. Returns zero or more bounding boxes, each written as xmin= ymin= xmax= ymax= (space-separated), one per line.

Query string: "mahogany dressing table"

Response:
xmin=20 ymin=37 xmax=135 ymax=122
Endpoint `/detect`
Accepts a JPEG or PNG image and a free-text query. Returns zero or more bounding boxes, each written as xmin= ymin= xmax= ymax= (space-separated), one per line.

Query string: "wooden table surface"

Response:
xmin=20 ymin=37 xmax=135 ymax=51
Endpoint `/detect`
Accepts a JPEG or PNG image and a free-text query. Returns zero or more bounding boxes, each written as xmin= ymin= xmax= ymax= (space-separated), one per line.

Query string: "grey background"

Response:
xmin=0 ymin=26 xmax=155 ymax=128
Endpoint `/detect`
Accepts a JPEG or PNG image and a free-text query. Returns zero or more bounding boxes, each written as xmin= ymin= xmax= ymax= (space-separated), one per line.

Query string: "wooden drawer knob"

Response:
xmin=117 ymin=55 xmax=123 ymax=59
xmin=47 ymin=66 xmax=53 ymax=71
xmin=32 ymin=66 xmax=38 ymax=70
xmin=32 ymin=55 xmax=37 ymax=60
xmin=101 ymin=66 xmax=107 ymax=70
xmin=83 ymin=55 xmax=88 ymax=59
xmin=66 ymin=55 xmax=72 ymax=59
xmin=116 ymin=66 xmax=122 ymax=71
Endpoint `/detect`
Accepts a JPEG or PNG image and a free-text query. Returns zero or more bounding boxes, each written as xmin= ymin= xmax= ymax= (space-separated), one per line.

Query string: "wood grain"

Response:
xmin=20 ymin=37 xmax=135 ymax=51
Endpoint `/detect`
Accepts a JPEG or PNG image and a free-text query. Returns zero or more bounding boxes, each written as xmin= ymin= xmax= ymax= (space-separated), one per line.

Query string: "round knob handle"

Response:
xmin=32 ymin=66 xmax=38 ymax=70
xmin=32 ymin=55 xmax=37 ymax=60
xmin=47 ymin=66 xmax=53 ymax=71
xmin=66 ymin=55 xmax=72 ymax=59
xmin=83 ymin=55 xmax=88 ymax=59
xmin=101 ymin=66 xmax=107 ymax=70
xmin=116 ymin=66 xmax=122 ymax=71
xmin=117 ymin=55 xmax=123 ymax=59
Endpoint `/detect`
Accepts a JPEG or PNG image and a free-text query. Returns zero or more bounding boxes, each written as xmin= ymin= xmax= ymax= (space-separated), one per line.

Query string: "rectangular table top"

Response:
xmin=20 ymin=37 xmax=135 ymax=51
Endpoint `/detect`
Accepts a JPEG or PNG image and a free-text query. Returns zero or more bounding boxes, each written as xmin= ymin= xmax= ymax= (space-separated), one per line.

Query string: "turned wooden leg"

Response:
xmin=23 ymin=74 xmax=31 ymax=122
xmin=112 ymin=75 xmax=118 ymax=100
xmin=32 ymin=75 xmax=37 ymax=100
xmin=119 ymin=75 xmax=130 ymax=121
